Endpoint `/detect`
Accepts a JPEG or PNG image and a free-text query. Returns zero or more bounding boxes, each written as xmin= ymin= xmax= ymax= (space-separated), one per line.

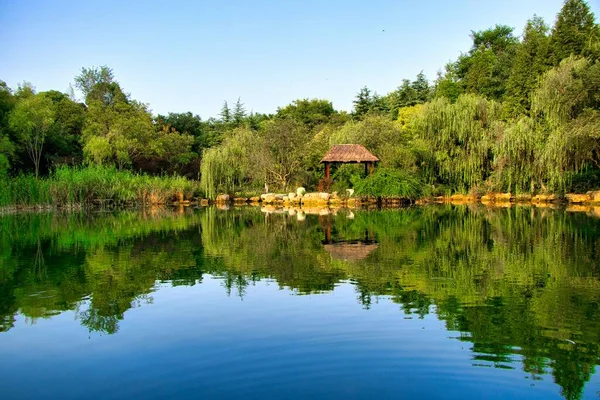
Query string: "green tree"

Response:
xmin=233 ymin=97 xmax=246 ymax=125
xmin=74 ymin=65 xmax=114 ymax=100
xmin=0 ymin=81 xmax=16 ymax=175
xmin=550 ymin=0 xmax=600 ymax=63
xmin=220 ymin=101 xmax=232 ymax=123
xmin=457 ymin=25 xmax=519 ymax=100
xmin=532 ymin=56 xmax=600 ymax=190
xmin=352 ymin=86 xmax=374 ymax=119
xmin=259 ymin=117 xmax=311 ymax=188
xmin=504 ymin=16 xmax=552 ymax=117
xmin=40 ymin=90 xmax=86 ymax=167
xmin=276 ymin=98 xmax=337 ymax=130
xmin=434 ymin=63 xmax=464 ymax=101
xmin=9 ymin=94 xmax=56 ymax=178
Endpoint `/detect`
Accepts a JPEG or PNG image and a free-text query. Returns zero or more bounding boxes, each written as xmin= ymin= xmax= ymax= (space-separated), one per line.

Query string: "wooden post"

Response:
xmin=369 ymin=162 xmax=374 ymax=175
xmin=325 ymin=163 xmax=331 ymax=179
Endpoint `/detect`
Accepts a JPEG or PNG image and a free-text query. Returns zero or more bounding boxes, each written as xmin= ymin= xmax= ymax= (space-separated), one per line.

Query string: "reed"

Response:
xmin=0 ymin=165 xmax=202 ymax=209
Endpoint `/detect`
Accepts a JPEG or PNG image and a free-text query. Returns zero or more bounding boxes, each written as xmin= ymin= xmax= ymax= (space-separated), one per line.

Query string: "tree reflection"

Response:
xmin=0 ymin=205 xmax=599 ymax=399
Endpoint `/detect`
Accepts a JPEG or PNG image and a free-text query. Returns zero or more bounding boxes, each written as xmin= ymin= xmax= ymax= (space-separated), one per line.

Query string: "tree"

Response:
xmin=457 ymin=25 xmax=519 ymax=100
xmin=74 ymin=65 xmax=114 ymax=100
xmin=388 ymin=72 xmax=431 ymax=118
xmin=259 ymin=117 xmax=311 ymax=188
xmin=276 ymin=98 xmax=337 ymax=130
xmin=434 ymin=63 xmax=464 ymax=101
xmin=532 ymin=56 xmax=600 ymax=190
xmin=233 ymin=98 xmax=246 ymax=125
xmin=40 ymin=90 xmax=86 ymax=167
xmin=9 ymin=94 xmax=55 ymax=178
xmin=550 ymin=0 xmax=600 ymax=64
xmin=0 ymin=81 xmax=16 ymax=175
xmin=220 ymin=101 xmax=231 ymax=123
xmin=415 ymin=94 xmax=501 ymax=191
xmin=504 ymin=16 xmax=552 ymax=117
xmin=352 ymin=86 xmax=374 ymax=119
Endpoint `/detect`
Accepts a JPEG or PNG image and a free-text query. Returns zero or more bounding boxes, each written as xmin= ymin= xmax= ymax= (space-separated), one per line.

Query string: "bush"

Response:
xmin=351 ymin=168 xmax=423 ymax=199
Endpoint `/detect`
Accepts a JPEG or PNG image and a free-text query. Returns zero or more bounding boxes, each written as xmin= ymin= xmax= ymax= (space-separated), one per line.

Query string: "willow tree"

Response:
xmin=200 ymin=127 xmax=260 ymax=198
xmin=415 ymin=94 xmax=501 ymax=192
xmin=531 ymin=56 xmax=600 ymax=191
xmin=492 ymin=116 xmax=548 ymax=193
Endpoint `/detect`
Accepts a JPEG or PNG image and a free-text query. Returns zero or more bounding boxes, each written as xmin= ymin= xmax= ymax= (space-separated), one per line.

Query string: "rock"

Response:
xmin=587 ymin=191 xmax=600 ymax=203
xmin=200 ymin=199 xmax=210 ymax=206
xmin=216 ymin=194 xmax=230 ymax=203
xmin=515 ymin=193 xmax=532 ymax=202
xmin=481 ymin=194 xmax=492 ymax=203
xmin=496 ymin=193 xmax=512 ymax=202
xmin=296 ymin=187 xmax=306 ymax=197
xmin=249 ymin=196 xmax=260 ymax=203
xmin=533 ymin=194 xmax=556 ymax=203
xmin=296 ymin=210 xmax=306 ymax=221
xmin=319 ymin=192 xmax=330 ymax=201
xmin=282 ymin=195 xmax=289 ymax=201
xmin=566 ymin=193 xmax=591 ymax=204
xmin=234 ymin=197 xmax=248 ymax=203
xmin=288 ymin=192 xmax=296 ymax=200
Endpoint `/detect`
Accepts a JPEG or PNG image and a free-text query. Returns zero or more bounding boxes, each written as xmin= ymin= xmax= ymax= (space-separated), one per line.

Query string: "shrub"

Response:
xmin=351 ymin=168 xmax=423 ymax=199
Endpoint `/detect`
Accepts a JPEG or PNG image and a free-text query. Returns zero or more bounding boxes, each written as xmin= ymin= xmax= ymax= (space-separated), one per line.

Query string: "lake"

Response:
xmin=0 ymin=205 xmax=599 ymax=399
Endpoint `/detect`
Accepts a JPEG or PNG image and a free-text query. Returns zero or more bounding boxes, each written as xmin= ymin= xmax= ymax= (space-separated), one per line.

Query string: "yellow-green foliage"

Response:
xmin=416 ymin=94 xmax=502 ymax=191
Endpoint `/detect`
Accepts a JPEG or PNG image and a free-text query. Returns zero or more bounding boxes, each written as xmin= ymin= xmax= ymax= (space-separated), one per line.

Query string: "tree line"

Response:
xmin=1 ymin=0 xmax=599 ymax=198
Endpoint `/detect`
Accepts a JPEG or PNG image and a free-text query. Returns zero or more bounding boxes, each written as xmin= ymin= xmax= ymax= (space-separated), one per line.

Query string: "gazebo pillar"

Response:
xmin=325 ymin=162 xmax=331 ymax=179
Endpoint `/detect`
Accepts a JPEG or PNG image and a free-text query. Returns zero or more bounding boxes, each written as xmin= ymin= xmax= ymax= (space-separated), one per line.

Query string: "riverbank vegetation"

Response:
xmin=0 ymin=165 xmax=199 ymax=208
xmin=0 ymin=0 xmax=599 ymax=203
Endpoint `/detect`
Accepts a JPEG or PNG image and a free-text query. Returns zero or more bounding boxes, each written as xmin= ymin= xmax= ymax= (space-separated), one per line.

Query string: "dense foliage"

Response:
xmin=1 ymin=0 xmax=599 ymax=199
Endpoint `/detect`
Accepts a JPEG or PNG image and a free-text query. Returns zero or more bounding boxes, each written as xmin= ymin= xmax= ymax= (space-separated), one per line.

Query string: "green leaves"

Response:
xmin=351 ymin=168 xmax=422 ymax=199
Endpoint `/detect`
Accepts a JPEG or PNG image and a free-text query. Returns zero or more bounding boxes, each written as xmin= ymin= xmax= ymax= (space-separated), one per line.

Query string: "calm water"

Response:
xmin=1 ymin=205 xmax=599 ymax=400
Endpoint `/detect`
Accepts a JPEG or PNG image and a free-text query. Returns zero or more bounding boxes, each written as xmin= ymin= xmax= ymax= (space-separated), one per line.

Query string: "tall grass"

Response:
xmin=351 ymin=168 xmax=423 ymax=199
xmin=0 ymin=165 xmax=202 ymax=208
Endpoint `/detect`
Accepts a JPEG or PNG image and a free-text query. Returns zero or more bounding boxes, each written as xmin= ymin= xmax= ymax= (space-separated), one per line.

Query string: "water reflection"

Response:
xmin=0 ymin=205 xmax=599 ymax=399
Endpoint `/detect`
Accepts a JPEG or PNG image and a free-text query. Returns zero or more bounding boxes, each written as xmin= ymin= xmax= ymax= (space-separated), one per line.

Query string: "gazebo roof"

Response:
xmin=320 ymin=144 xmax=379 ymax=163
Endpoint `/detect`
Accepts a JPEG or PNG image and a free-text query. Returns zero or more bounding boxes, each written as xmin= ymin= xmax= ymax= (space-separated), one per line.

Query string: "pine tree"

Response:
xmin=411 ymin=71 xmax=431 ymax=103
xmin=352 ymin=86 xmax=373 ymax=119
xmin=550 ymin=0 xmax=599 ymax=64
xmin=220 ymin=101 xmax=231 ymax=123
xmin=233 ymin=97 xmax=246 ymax=125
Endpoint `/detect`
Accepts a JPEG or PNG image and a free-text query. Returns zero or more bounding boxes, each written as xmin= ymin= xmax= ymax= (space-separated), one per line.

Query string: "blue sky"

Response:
xmin=1 ymin=0 xmax=598 ymax=117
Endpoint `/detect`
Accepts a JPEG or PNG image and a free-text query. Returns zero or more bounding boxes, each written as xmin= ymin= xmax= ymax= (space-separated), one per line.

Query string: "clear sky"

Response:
xmin=1 ymin=0 xmax=598 ymax=118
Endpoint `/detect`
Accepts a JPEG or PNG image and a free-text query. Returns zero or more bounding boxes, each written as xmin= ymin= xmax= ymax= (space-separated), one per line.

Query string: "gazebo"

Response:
xmin=320 ymin=144 xmax=379 ymax=178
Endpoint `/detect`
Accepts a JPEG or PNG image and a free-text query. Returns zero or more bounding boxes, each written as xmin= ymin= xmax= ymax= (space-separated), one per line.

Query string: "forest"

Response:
xmin=0 ymin=0 xmax=599 ymax=204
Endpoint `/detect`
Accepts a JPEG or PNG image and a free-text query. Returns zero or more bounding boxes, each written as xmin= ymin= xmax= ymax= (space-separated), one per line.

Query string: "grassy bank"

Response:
xmin=0 ymin=166 xmax=201 ymax=209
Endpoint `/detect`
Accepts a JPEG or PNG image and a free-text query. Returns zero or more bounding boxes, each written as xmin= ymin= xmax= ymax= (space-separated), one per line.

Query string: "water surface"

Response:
xmin=1 ymin=205 xmax=599 ymax=399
